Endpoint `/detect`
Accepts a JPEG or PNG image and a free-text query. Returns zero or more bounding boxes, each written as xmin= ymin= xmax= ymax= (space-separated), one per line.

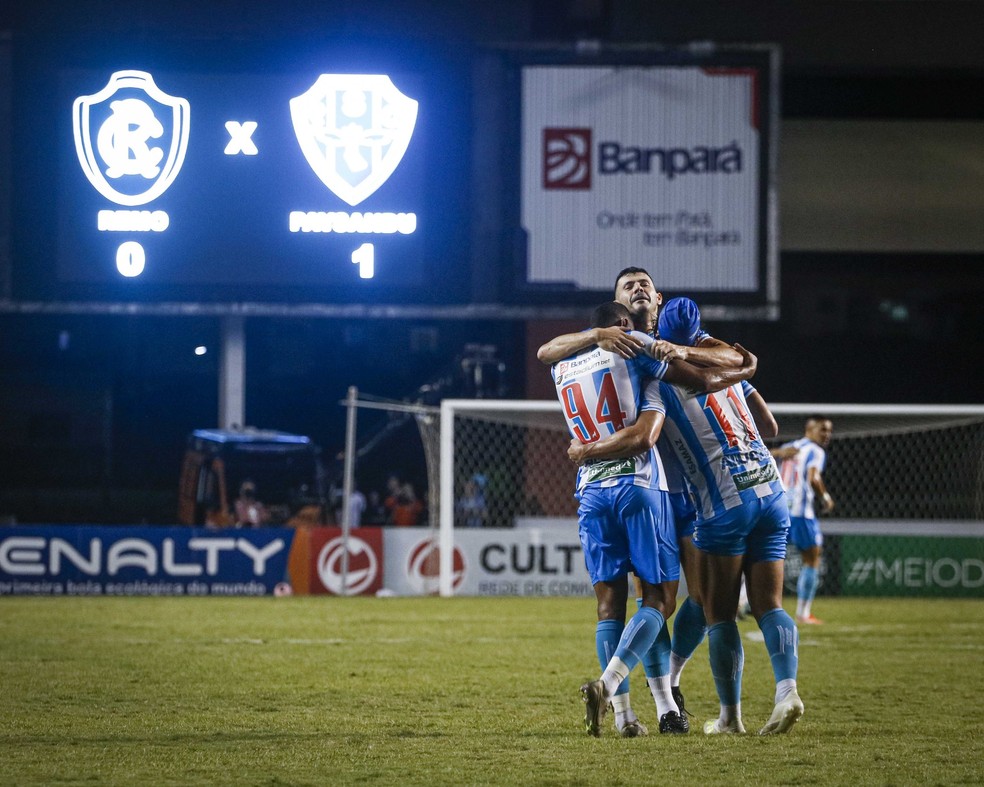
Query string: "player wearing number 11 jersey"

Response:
xmin=554 ymin=301 xmax=757 ymax=737
xmin=575 ymin=297 xmax=805 ymax=736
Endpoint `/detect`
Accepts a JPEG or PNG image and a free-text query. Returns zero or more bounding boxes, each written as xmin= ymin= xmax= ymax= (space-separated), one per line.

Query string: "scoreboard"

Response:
xmin=11 ymin=40 xmax=471 ymax=305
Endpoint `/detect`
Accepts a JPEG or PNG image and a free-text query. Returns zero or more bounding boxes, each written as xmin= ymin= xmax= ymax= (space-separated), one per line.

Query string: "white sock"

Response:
xmin=775 ymin=678 xmax=797 ymax=704
xmin=611 ymin=693 xmax=636 ymax=730
xmin=600 ymin=657 xmax=630 ymax=698
xmin=669 ymin=652 xmax=689 ymax=687
xmin=647 ymin=675 xmax=679 ymax=717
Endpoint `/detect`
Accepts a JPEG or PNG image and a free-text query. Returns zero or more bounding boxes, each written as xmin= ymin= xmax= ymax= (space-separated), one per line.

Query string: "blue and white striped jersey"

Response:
xmin=777 ymin=437 xmax=827 ymax=519
xmin=657 ymin=379 xmax=783 ymax=522
xmin=552 ymin=331 xmax=669 ymax=494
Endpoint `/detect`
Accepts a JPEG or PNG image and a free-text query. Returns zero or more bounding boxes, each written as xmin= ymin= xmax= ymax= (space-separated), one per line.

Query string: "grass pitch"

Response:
xmin=1 ymin=595 xmax=981 ymax=786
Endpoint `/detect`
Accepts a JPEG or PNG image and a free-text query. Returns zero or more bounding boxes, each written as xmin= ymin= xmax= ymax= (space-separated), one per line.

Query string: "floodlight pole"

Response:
xmin=341 ymin=385 xmax=358 ymax=596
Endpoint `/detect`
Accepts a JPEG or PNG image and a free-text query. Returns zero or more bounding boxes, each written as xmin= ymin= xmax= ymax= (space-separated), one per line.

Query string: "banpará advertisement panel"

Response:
xmin=0 ymin=525 xmax=294 ymax=596
xmin=518 ymin=54 xmax=776 ymax=311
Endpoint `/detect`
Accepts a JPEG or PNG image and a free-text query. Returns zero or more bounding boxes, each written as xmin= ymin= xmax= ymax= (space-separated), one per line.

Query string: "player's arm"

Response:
xmin=537 ymin=328 xmax=645 ymax=365
xmin=809 ymin=466 xmax=835 ymax=513
xmin=770 ymin=446 xmax=798 ymax=461
xmin=658 ymin=343 xmax=757 ymax=394
xmin=652 ymin=335 xmax=743 ymax=367
xmin=568 ymin=410 xmax=665 ymax=466
xmin=745 ymin=389 xmax=779 ymax=439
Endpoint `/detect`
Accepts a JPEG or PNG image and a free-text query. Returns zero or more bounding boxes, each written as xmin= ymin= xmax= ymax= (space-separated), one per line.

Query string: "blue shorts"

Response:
xmin=788 ymin=515 xmax=823 ymax=551
xmin=693 ymin=491 xmax=790 ymax=563
xmin=577 ymin=484 xmax=680 ymax=586
xmin=669 ymin=491 xmax=696 ymax=541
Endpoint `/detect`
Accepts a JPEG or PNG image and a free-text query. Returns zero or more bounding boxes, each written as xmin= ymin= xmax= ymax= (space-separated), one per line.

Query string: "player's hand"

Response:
xmin=651 ymin=339 xmax=686 ymax=362
xmin=568 ymin=438 xmax=588 ymax=466
xmin=820 ymin=492 xmax=835 ymax=514
xmin=734 ymin=343 xmax=757 ymax=375
xmin=596 ymin=327 xmax=643 ymax=359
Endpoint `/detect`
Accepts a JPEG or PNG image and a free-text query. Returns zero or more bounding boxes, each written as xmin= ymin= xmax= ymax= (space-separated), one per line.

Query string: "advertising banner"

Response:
xmin=383 ymin=526 xmax=592 ymax=597
xmin=0 ymin=525 xmax=294 ymax=596
xmin=839 ymin=535 xmax=984 ymax=597
xmin=521 ymin=65 xmax=766 ymax=294
xmin=306 ymin=527 xmax=384 ymax=596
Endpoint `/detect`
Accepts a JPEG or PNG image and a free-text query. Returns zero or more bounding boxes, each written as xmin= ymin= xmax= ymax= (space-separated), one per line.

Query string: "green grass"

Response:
xmin=1 ymin=596 xmax=982 ymax=786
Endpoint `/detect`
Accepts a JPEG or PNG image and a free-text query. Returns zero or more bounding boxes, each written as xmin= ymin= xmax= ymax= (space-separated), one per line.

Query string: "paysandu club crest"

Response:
xmin=289 ymin=74 xmax=418 ymax=207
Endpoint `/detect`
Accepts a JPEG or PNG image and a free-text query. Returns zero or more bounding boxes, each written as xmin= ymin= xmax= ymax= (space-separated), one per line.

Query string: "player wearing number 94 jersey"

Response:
xmin=553 ymin=301 xmax=757 ymax=738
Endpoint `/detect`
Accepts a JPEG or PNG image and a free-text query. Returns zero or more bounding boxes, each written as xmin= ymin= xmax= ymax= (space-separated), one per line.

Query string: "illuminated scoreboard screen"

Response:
xmin=13 ymin=44 xmax=469 ymax=304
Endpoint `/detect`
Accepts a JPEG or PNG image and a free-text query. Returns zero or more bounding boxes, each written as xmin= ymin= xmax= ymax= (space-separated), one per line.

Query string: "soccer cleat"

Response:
xmin=670 ymin=686 xmax=691 ymax=733
xmin=580 ymin=680 xmax=609 ymax=737
xmin=702 ymin=718 xmax=746 ymax=735
xmin=618 ymin=719 xmax=649 ymax=738
xmin=658 ymin=710 xmax=689 ymax=734
xmin=796 ymin=614 xmax=824 ymax=625
xmin=759 ymin=690 xmax=805 ymax=735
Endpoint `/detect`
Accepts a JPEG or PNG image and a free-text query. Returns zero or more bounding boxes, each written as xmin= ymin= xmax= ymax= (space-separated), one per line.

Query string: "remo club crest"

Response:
xmin=290 ymin=74 xmax=418 ymax=207
xmin=73 ymin=70 xmax=190 ymax=206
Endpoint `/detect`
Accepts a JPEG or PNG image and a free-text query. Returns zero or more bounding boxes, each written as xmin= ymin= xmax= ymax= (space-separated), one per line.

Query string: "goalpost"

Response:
xmin=437 ymin=400 xmax=984 ymax=596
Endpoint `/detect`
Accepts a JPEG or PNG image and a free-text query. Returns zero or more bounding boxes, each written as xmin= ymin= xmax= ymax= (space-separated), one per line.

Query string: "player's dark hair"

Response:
xmin=613 ymin=266 xmax=653 ymax=296
xmin=590 ymin=301 xmax=631 ymax=329
xmin=806 ymin=415 xmax=831 ymax=428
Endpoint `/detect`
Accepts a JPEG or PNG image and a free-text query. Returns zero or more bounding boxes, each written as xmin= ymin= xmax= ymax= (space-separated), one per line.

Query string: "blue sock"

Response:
xmin=641 ymin=618 xmax=672 ymax=678
xmin=613 ymin=606 xmax=665 ymax=674
xmin=596 ymin=619 xmax=629 ymax=696
xmin=758 ymin=608 xmax=798 ymax=683
xmin=671 ymin=596 xmax=707 ymax=661
xmin=707 ymin=621 xmax=744 ymax=707
xmin=798 ymin=566 xmax=818 ymax=604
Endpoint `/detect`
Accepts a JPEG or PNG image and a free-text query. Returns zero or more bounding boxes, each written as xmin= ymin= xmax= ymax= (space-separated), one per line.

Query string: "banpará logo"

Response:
xmin=290 ymin=74 xmax=418 ymax=207
xmin=73 ymin=71 xmax=190 ymax=206
xmin=543 ymin=128 xmax=592 ymax=190
xmin=542 ymin=127 xmax=744 ymax=189
xmin=406 ymin=538 xmax=466 ymax=594
xmin=598 ymin=140 xmax=743 ymax=180
xmin=316 ymin=535 xmax=380 ymax=595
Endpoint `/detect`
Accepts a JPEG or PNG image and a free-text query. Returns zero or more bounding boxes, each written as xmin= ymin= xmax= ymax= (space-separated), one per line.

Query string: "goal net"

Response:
xmin=436 ymin=400 xmax=984 ymax=595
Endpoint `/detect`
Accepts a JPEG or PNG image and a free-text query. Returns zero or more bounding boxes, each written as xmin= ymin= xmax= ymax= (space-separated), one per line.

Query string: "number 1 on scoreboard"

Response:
xmin=351 ymin=243 xmax=375 ymax=279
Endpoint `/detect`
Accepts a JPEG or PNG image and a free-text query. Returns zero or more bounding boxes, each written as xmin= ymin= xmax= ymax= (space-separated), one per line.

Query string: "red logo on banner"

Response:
xmin=543 ymin=128 xmax=592 ymax=190
xmin=308 ymin=527 xmax=383 ymax=596
xmin=406 ymin=538 xmax=466 ymax=594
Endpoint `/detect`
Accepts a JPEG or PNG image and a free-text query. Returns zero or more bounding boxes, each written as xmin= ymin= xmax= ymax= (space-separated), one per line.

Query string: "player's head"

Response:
xmin=805 ymin=416 xmax=834 ymax=447
xmin=658 ymin=296 xmax=701 ymax=346
xmin=590 ymin=300 xmax=633 ymax=330
xmin=613 ymin=267 xmax=662 ymax=332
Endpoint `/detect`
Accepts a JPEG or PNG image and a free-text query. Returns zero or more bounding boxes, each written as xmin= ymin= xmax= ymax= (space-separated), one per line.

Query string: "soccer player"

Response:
xmin=536 ymin=267 xmax=742 ymax=368
xmin=773 ymin=417 xmax=835 ymax=624
xmin=539 ymin=273 xmax=744 ymax=733
xmin=554 ymin=301 xmax=757 ymax=737
xmin=570 ymin=297 xmax=805 ymax=736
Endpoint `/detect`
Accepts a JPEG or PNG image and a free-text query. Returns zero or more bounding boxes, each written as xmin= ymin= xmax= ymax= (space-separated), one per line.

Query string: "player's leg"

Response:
xmin=788 ymin=515 xmax=823 ymax=623
xmin=693 ymin=504 xmax=756 ymax=734
xmin=668 ymin=535 xmax=706 ymax=723
xmin=593 ymin=579 xmax=643 ymax=735
xmin=700 ymin=549 xmax=746 ymax=733
xmin=746 ymin=492 xmax=805 ymax=734
xmin=582 ymin=486 xmax=678 ymax=736
xmin=578 ymin=486 xmax=679 ymax=736
xmin=797 ymin=537 xmax=823 ymax=623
